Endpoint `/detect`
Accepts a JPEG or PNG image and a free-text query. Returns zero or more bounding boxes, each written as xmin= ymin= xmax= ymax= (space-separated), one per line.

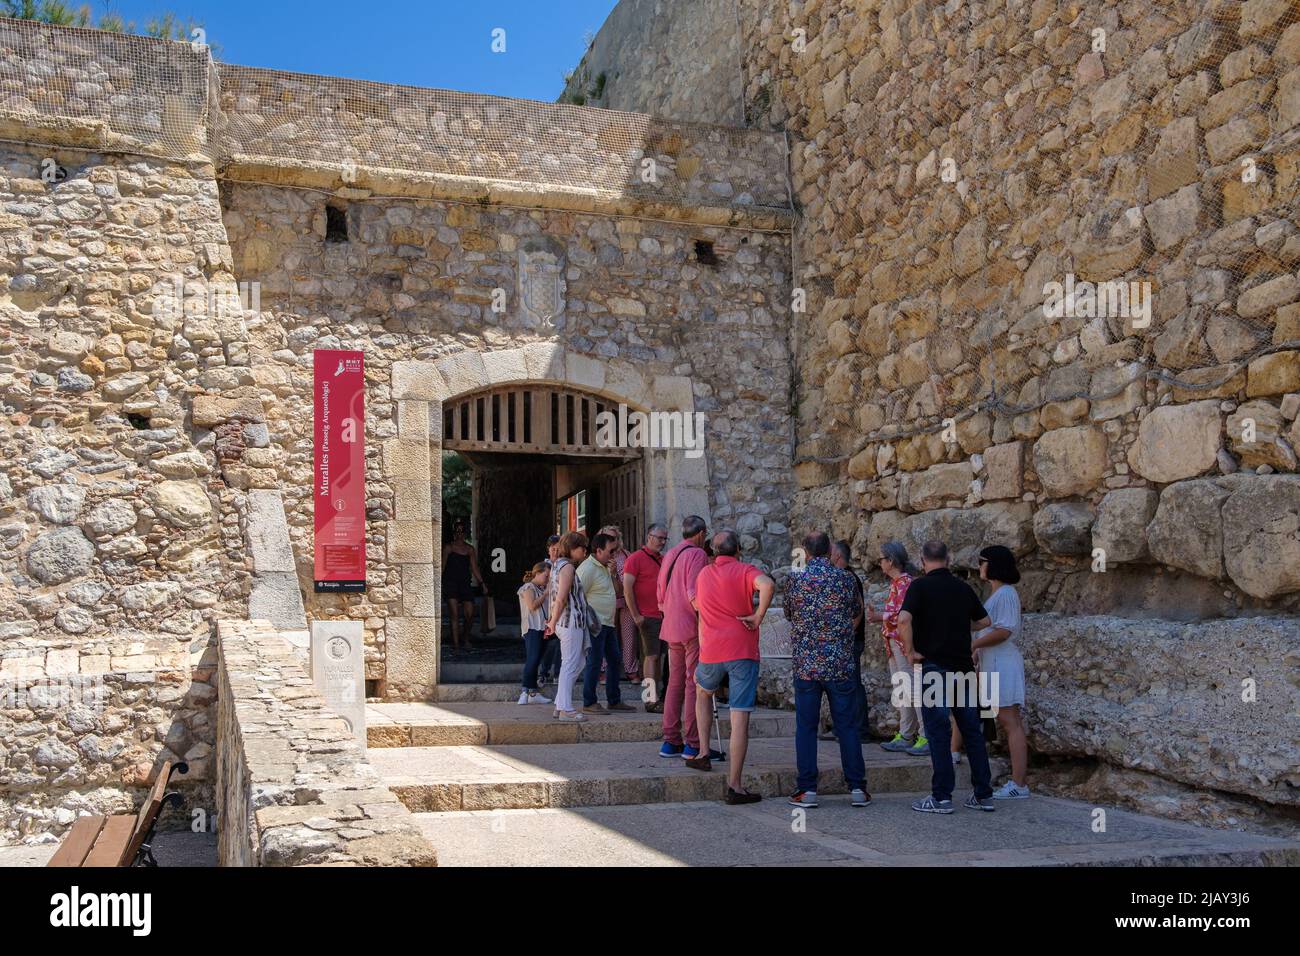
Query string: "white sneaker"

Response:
xmin=992 ymin=781 xmax=1031 ymax=799
xmin=526 ymin=691 xmax=552 ymax=705
xmin=951 ymin=751 xmax=962 ymax=765
xmin=517 ymin=690 xmax=530 ymax=705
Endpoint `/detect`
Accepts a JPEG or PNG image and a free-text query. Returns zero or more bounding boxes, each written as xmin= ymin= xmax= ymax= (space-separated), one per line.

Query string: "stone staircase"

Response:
xmin=363 ymin=691 xmax=1300 ymax=867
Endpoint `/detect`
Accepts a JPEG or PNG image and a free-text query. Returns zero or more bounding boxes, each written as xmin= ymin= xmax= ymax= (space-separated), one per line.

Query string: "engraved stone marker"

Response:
xmin=757 ymin=607 xmax=791 ymax=659
xmin=310 ymin=620 xmax=366 ymax=749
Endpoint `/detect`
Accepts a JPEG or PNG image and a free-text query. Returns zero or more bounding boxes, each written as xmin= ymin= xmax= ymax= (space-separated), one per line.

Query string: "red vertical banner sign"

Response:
xmin=314 ymin=349 xmax=366 ymax=592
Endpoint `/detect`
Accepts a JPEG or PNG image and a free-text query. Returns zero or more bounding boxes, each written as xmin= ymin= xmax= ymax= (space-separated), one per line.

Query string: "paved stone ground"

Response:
xmin=0 ymin=830 xmax=218 ymax=867
xmin=410 ymin=795 xmax=1300 ymax=867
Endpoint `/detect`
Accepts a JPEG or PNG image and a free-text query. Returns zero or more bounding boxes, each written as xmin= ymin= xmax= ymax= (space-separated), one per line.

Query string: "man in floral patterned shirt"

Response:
xmin=783 ymin=531 xmax=869 ymax=809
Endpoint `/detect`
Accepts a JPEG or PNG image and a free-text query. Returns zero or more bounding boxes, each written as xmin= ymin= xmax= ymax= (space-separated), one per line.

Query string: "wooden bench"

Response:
xmin=47 ymin=760 xmax=187 ymax=867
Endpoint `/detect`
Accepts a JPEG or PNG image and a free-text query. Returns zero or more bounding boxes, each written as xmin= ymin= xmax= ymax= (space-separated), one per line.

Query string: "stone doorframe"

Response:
xmin=382 ymin=343 xmax=711 ymax=700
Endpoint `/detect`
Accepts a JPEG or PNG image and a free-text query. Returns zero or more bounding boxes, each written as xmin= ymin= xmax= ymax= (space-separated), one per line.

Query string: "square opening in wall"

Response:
xmin=326 ymin=204 xmax=349 ymax=243
xmin=694 ymin=239 xmax=718 ymax=266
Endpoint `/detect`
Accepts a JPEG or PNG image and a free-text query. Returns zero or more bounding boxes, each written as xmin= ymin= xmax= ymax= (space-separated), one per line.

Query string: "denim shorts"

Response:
xmin=695 ymin=658 xmax=759 ymax=712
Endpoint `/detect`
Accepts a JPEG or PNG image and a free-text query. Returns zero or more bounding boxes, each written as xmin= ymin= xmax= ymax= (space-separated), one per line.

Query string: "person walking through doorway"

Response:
xmin=442 ymin=521 xmax=485 ymax=650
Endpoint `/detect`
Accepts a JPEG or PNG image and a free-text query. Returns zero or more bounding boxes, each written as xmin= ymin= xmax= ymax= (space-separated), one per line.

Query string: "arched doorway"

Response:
xmin=383 ymin=347 xmax=713 ymax=701
xmin=438 ymin=385 xmax=645 ymax=683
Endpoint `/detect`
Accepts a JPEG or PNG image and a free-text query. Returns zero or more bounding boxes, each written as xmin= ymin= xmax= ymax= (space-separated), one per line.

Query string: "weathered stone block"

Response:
xmin=1247 ymin=351 xmax=1300 ymax=396
xmin=1034 ymin=502 xmax=1097 ymax=556
xmin=387 ymin=521 xmax=434 ymax=563
xmin=1227 ymin=401 xmax=1297 ymax=470
xmin=1128 ymin=401 xmax=1222 ymax=483
xmin=1034 ymin=426 xmax=1108 ymax=497
xmin=906 ymin=462 xmax=973 ymax=511
xmin=191 ymin=395 xmax=264 ymax=426
xmin=982 ymin=441 xmax=1024 ymax=500
xmin=1222 ymin=475 xmax=1300 ymax=597
xmin=391 ymin=361 xmax=445 ymax=401
xmin=1092 ymin=488 xmax=1159 ymax=564
xmin=1146 ymin=479 xmax=1230 ymax=579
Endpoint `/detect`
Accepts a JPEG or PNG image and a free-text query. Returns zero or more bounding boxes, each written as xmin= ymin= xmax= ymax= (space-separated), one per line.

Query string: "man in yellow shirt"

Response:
xmin=579 ymin=532 xmax=634 ymax=713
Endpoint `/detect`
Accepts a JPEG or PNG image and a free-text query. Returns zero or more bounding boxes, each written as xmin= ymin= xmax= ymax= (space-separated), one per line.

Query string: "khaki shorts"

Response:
xmin=638 ymin=616 xmax=663 ymax=657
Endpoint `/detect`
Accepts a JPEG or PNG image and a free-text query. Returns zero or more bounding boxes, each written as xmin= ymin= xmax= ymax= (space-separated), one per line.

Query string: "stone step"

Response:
xmin=433 ymin=679 xmax=645 ymax=703
xmin=439 ymin=662 xmax=528 ymax=683
xmin=367 ymin=701 xmax=796 ymax=748
xmin=369 ymin=737 xmax=968 ymax=812
xmin=408 ymin=795 xmax=1300 ymax=867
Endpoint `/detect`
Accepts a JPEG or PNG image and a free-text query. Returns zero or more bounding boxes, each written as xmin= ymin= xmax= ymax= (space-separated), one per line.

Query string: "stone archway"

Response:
xmin=381 ymin=343 xmax=711 ymax=699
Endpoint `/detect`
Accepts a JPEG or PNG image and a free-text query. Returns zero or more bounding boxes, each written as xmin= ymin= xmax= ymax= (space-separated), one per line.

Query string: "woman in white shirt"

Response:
xmin=971 ymin=545 xmax=1030 ymax=799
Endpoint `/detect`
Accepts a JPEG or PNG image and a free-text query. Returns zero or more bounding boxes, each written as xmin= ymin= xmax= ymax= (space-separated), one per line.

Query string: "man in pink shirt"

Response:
xmin=655 ymin=515 xmax=710 ymax=758
xmin=687 ymin=530 xmax=775 ymax=803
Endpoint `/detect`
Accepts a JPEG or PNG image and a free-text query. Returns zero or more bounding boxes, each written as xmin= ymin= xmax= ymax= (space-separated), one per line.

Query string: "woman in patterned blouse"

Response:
xmin=867 ymin=541 xmax=925 ymax=755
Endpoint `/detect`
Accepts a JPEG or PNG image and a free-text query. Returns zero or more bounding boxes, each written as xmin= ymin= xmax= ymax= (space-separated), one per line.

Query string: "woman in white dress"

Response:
xmin=971 ymin=545 xmax=1030 ymax=799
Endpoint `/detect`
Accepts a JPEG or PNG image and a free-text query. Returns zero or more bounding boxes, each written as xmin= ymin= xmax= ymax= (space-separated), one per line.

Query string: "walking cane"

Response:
xmin=713 ymin=693 xmax=727 ymax=761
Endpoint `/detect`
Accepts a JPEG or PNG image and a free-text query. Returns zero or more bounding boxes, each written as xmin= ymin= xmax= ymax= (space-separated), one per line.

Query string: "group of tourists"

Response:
xmin=510 ymin=515 xmax=1031 ymax=813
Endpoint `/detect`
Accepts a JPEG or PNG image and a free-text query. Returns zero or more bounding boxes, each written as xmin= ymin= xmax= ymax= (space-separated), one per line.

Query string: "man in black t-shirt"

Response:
xmin=898 ymin=540 xmax=995 ymax=814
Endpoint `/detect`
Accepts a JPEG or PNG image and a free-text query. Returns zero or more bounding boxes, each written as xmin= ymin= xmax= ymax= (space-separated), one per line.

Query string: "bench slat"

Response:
xmin=47 ymin=816 xmax=106 ymax=867
xmin=84 ymin=815 xmax=137 ymax=867
xmin=124 ymin=759 xmax=174 ymax=866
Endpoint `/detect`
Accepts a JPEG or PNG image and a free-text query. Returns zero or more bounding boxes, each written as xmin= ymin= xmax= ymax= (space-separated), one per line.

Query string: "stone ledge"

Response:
xmin=215 ymin=619 xmax=437 ymax=866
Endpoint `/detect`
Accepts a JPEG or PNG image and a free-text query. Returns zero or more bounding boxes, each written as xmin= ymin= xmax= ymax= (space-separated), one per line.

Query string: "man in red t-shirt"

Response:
xmin=688 ymin=530 xmax=775 ymax=804
xmin=622 ymin=523 xmax=669 ymax=712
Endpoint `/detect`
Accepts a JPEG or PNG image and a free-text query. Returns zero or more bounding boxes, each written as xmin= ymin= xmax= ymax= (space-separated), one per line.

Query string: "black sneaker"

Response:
xmin=725 ymin=787 xmax=761 ymax=805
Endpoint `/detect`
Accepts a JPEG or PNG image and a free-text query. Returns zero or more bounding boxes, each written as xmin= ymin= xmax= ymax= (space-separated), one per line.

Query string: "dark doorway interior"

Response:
xmin=439 ymin=450 xmax=643 ymax=680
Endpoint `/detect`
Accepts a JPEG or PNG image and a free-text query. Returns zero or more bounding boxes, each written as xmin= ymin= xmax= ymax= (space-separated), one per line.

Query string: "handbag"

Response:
xmin=584 ymin=603 xmax=602 ymax=641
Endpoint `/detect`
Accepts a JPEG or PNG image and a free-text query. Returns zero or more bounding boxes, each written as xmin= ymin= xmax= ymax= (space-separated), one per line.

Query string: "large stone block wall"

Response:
xmin=220 ymin=183 xmax=794 ymax=692
xmin=573 ymin=0 xmax=1300 ymax=815
xmin=576 ymin=0 xmax=1300 ymax=611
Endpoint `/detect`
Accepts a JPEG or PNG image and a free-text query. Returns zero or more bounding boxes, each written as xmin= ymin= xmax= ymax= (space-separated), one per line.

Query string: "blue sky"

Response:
xmin=85 ymin=0 xmax=617 ymax=101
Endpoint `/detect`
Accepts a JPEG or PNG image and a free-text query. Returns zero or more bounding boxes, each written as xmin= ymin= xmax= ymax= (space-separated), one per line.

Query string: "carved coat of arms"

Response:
xmin=518 ymin=237 xmax=566 ymax=328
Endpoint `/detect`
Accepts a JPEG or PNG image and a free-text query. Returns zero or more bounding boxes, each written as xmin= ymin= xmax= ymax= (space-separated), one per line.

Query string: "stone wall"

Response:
xmin=561 ymin=0 xmax=745 ymax=125
xmin=0 ymin=142 xmax=251 ymax=837
xmin=573 ymin=0 xmax=1300 ymax=816
xmin=215 ymin=619 xmax=435 ymax=866
xmin=220 ymin=185 xmax=794 ymax=694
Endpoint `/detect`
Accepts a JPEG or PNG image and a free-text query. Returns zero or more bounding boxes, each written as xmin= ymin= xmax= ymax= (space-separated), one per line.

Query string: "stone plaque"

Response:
xmin=757 ymin=607 xmax=791 ymax=659
xmin=310 ymin=620 xmax=366 ymax=749
xmin=517 ymin=236 xmax=565 ymax=328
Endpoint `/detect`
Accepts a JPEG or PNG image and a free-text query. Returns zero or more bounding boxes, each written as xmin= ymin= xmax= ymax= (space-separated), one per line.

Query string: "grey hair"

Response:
xmin=682 ymin=515 xmax=707 ymax=538
xmin=880 ymin=540 xmax=919 ymax=575
xmin=647 ymin=523 xmax=668 ymax=537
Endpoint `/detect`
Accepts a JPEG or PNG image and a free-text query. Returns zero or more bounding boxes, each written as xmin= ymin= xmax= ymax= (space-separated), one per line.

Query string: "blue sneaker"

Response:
xmin=659 ymin=742 xmax=684 ymax=758
xmin=682 ymin=745 xmax=726 ymax=761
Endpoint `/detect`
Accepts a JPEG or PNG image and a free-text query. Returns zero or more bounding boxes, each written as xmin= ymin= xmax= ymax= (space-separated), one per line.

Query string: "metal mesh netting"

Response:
xmin=731 ymin=1 xmax=1300 ymax=454
xmin=0 ymin=16 xmax=790 ymax=213
xmin=0 ymin=17 xmax=216 ymax=159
